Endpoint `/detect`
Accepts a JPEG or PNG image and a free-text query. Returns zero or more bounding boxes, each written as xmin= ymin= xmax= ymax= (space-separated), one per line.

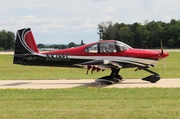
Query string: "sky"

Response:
xmin=0 ymin=0 xmax=180 ymax=44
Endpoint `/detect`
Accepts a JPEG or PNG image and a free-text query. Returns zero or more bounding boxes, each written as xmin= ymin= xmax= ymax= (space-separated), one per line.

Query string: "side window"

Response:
xmin=115 ymin=41 xmax=131 ymax=52
xmin=85 ymin=44 xmax=98 ymax=53
xmin=99 ymin=42 xmax=116 ymax=53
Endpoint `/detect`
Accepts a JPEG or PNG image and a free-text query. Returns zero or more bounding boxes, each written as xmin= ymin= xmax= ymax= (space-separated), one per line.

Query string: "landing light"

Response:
xmin=103 ymin=60 xmax=110 ymax=64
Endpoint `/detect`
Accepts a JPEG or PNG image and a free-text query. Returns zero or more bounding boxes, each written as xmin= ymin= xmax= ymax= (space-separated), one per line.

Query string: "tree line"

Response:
xmin=1 ymin=19 xmax=180 ymax=51
xmin=98 ymin=19 xmax=180 ymax=48
xmin=37 ymin=40 xmax=85 ymax=50
xmin=0 ymin=30 xmax=15 ymax=50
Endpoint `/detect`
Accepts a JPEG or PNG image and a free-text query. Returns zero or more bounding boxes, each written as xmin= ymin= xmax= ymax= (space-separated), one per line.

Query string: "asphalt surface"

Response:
xmin=0 ymin=79 xmax=180 ymax=89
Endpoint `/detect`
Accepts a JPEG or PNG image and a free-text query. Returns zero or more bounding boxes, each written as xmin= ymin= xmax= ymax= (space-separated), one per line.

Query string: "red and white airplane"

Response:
xmin=13 ymin=28 xmax=169 ymax=85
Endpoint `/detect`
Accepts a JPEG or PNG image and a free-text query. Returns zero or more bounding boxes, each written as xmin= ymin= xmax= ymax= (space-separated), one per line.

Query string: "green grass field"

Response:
xmin=0 ymin=52 xmax=179 ymax=79
xmin=0 ymin=88 xmax=180 ymax=119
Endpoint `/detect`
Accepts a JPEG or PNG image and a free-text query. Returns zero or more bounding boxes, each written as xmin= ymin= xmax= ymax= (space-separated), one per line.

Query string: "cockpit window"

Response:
xmin=99 ymin=42 xmax=116 ymax=53
xmin=85 ymin=42 xmax=116 ymax=53
xmin=115 ymin=41 xmax=132 ymax=51
xmin=85 ymin=44 xmax=98 ymax=53
xmin=85 ymin=41 xmax=132 ymax=53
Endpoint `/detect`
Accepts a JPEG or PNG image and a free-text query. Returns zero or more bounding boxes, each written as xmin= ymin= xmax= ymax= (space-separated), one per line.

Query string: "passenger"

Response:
xmin=107 ymin=44 xmax=115 ymax=53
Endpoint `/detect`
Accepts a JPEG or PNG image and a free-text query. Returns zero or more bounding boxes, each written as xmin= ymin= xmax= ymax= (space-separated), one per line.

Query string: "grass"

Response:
xmin=0 ymin=88 xmax=180 ymax=119
xmin=0 ymin=52 xmax=179 ymax=79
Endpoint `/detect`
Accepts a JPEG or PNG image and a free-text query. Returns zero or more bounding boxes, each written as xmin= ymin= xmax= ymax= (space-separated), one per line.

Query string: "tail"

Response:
xmin=13 ymin=28 xmax=39 ymax=64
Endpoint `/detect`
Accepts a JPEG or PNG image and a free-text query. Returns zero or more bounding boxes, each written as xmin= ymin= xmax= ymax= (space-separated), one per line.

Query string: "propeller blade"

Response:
xmin=160 ymin=39 xmax=164 ymax=55
xmin=158 ymin=39 xmax=166 ymax=61
xmin=163 ymin=59 xmax=166 ymax=69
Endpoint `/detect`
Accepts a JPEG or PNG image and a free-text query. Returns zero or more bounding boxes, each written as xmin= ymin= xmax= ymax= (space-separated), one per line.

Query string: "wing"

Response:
xmin=74 ymin=59 xmax=123 ymax=74
xmin=74 ymin=59 xmax=122 ymax=69
xmin=74 ymin=57 xmax=157 ymax=74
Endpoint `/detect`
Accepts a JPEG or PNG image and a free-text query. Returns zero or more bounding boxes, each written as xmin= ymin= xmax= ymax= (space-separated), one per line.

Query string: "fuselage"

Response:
xmin=13 ymin=28 xmax=169 ymax=84
xmin=14 ymin=39 xmax=169 ymax=68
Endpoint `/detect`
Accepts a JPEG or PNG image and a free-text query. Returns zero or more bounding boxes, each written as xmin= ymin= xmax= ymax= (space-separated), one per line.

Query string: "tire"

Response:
xmin=106 ymin=82 xmax=112 ymax=85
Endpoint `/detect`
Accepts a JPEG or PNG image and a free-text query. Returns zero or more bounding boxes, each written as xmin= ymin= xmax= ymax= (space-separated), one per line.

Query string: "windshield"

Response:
xmin=115 ymin=41 xmax=132 ymax=51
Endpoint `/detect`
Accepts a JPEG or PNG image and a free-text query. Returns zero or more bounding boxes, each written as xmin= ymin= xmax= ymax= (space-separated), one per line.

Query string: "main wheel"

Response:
xmin=106 ymin=82 xmax=113 ymax=85
xmin=116 ymin=75 xmax=123 ymax=80
xmin=114 ymin=79 xmax=120 ymax=83
xmin=150 ymin=81 xmax=157 ymax=83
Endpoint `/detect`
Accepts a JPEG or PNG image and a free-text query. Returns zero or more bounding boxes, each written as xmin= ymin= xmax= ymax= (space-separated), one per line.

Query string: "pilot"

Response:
xmin=107 ymin=44 xmax=115 ymax=53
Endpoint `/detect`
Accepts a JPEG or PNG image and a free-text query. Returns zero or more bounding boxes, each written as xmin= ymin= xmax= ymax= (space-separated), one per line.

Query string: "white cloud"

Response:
xmin=104 ymin=6 xmax=117 ymax=14
xmin=73 ymin=20 xmax=96 ymax=30
xmin=0 ymin=0 xmax=180 ymax=44
xmin=152 ymin=7 xmax=158 ymax=11
xmin=19 ymin=15 xmax=35 ymax=19
xmin=103 ymin=15 xmax=114 ymax=21
xmin=42 ymin=28 xmax=54 ymax=33
xmin=163 ymin=15 xmax=172 ymax=23
xmin=71 ymin=16 xmax=83 ymax=22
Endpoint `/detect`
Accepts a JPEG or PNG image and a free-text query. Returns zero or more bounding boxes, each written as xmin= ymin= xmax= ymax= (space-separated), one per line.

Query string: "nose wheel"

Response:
xmin=142 ymin=75 xmax=160 ymax=83
xmin=141 ymin=68 xmax=161 ymax=83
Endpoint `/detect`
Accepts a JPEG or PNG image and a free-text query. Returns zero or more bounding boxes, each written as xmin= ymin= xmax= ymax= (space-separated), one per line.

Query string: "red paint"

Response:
xmin=25 ymin=31 xmax=39 ymax=53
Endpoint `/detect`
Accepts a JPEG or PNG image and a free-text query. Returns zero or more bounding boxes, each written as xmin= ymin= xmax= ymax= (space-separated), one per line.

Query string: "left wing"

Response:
xmin=74 ymin=59 xmax=122 ymax=74
xmin=75 ymin=59 xmax=122 ymax=69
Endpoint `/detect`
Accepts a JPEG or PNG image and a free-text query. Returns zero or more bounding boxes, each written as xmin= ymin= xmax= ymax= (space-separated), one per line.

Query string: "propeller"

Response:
xmin=160 ymin=39 xmax=164 ymax=55
xmin=160 ymin=39 xmax=166 ymax=68
xmin=163 ymin=59 xmax=166 ymax=69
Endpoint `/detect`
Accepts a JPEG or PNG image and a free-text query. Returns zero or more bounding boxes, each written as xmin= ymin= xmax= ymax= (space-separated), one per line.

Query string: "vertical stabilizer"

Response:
xmin=14 ymin=28 xmax=39 ymax=55
xmin=13 ymin=28 xmax=39 ymax=64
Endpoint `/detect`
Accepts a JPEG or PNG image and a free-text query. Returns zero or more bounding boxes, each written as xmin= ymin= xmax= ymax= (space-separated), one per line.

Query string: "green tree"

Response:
xmin=168 ymin=39 xmax=175 ymax=47
xmin=68 ymin=42 xmax=76 ymax=48
xmin=97 ymin=19 xmax=180 ymax=48
xmin=0 ymin=30 xmax=15 ymax=50
xmin=0 ymin=32 xmax=7 ymax=50
xmin=60 ymin=45 xmax=68 ymax=49
xmin=131 ymin=22 xmax=141 ymax=47
xmin=37 ymin=43 xmax=45 ymax=48
xmin=106 ymin=25 xmax=119 ymax=40
xmin=52 ymin=44 xmax=60 ymax=49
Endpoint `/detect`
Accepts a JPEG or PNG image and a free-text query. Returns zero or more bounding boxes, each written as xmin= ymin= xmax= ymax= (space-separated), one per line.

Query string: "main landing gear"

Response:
xmin=95 ymin=68 xmax=123 ymax=85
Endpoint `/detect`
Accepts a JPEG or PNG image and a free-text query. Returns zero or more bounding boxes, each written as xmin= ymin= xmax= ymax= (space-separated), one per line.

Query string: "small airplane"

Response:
xmin=13 ymin=28 xmax=169 ymax=85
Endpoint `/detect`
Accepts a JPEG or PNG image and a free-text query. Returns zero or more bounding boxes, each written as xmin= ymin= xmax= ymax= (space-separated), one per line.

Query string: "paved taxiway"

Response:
xmin=0 ymin=79 xmax=180 ymax=89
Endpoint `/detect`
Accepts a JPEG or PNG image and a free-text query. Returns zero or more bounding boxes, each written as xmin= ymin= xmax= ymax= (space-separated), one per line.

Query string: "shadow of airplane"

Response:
xmin=0 ymin=80 xmax=150 ymax=88
xmin=1 ymin=82 xmax=32 ymax=86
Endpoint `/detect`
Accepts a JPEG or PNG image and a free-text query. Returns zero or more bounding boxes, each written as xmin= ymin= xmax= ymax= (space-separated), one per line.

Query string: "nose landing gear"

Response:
xmin=141 ymin=68 xmax=160 ymax=83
